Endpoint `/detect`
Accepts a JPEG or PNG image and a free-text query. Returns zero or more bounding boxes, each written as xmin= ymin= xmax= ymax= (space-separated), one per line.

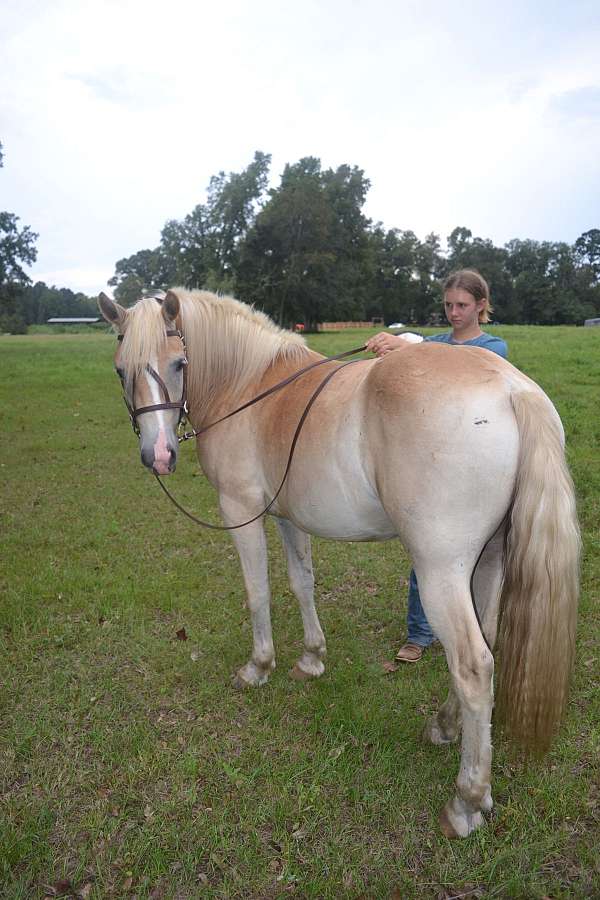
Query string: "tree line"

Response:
xmin=2 ymin=147 xmax=599 ymax=332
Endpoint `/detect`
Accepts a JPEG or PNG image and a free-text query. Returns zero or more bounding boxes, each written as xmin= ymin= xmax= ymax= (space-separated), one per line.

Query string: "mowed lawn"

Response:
xmin=1 ymin=325 xmax=599 ymax=899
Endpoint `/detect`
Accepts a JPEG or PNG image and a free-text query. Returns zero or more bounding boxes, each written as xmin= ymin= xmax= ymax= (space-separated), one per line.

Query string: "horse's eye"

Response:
xmin=174 ymin=358 xmax=187 ymax=372
xmin=115 ymin=366 xmax=125 ymax=381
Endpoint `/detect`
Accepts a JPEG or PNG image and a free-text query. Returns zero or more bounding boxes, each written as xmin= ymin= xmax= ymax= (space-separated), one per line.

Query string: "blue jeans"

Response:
xmin=406 ymin=569 xmax=436 ymax=647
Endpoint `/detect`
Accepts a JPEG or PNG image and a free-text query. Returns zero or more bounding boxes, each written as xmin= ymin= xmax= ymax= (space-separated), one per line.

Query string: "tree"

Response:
xmin=20 ymin=281 xmax=98 ymax=325
xmin=109 ymin=152 xmax=271 ymax=303
xmin=237 ymin=158 xmax=371 ymax=329
xmin=109 ymin=247 xmax=175 ymax=306
xmin=574 ymin=228 xmax=600 ymax=283
xmin=0 ymin=141 xmax=39 ymax=332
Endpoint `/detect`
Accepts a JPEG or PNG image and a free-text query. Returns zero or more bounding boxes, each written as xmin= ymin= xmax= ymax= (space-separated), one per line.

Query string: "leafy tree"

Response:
xmin=20 ymin=281 xmax=98 ymax=325
xmin=109 ymin=152 xmax=271 ymax=304
xmin=0 ymin=141 xmax=39 ymax=332
xmin=413 ymin=232 xmax=444 ymax=322
xmin=0 ymin=211 xmax=38 ymax=285
xmin=365 ymin=227 xmax=425 ymax=324
xmin=237 ymin=157 xmax=371 ymax=329
xmin=106 ymin=146 xmax=598 ymax=327
xmin=574 ymin=228 xmax=600 ymax=283
xmin=109 ymin=248 xmax=175 ymax=306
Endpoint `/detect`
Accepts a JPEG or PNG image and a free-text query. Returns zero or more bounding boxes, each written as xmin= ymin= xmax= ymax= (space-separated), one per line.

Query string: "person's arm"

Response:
xmin=366 ymin=331 xmax=423 ymax=357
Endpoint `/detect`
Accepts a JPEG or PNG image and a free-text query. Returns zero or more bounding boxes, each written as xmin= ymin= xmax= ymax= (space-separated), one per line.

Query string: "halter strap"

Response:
xmin=116 ymin=329 xmax=187 ymax=434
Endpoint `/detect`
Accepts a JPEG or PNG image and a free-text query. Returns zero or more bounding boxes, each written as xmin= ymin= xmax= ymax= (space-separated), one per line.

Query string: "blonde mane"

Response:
xmin=118 ymin=297 xmax=171 ymax=377
xmin=118 ymin=289 xmax=310 ymax=402
xmin=177 ymin=289 xmax=309 ymax=406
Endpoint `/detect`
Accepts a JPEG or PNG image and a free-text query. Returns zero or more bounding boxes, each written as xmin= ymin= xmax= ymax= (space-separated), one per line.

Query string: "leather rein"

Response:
xmin=115 ymin=329 xmax=367 ymax=530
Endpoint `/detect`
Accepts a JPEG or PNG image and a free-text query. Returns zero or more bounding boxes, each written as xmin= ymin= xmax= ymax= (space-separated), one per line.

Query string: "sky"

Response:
xmin=1 ymin=0 xmax=600 ymax=296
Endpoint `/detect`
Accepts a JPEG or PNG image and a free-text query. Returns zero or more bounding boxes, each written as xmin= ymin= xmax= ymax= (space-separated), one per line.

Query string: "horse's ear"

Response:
xmin=98 ymin=292 xmax=128 ymax=330
xmin=162 ymin=290 xmax=180 ymax=325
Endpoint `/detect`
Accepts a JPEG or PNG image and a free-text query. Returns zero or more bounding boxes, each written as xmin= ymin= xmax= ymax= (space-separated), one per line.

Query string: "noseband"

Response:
xmin=116 ymin=330 xmax=188 ymax=436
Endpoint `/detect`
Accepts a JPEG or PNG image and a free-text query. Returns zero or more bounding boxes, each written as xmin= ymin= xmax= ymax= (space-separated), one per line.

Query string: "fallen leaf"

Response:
xmin=176 ymin=627 xmax=188 ymax=641
xmin=382 ymin=660 xmax=398 ymax=673
xmin=328 ymin=745 xmax=345 ymax=760
xmin=76 ymin=882 xmax=94 ymax=899
xmin=44 ymin=880 xmax=73 ymax=897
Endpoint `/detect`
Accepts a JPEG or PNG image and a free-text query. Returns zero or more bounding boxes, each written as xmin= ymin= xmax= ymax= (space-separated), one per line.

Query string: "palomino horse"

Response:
xmin=98 ymin=288 xmax=580 ymax=838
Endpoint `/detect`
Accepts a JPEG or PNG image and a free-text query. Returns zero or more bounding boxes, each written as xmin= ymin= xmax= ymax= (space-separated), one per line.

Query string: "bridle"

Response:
xmin=114 ymin=326 xmax=367 ymax=530
xmin=116 ymin=329 xmax=188 ymax=437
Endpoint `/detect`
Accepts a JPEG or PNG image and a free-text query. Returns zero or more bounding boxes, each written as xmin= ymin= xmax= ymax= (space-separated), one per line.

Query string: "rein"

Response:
xmin=176 ymin=344 xmax=367 ymax=443
xmin=116 ymin=330 xmax=367 ymax=530
xmin=154 ymin=351 xmax=365 ymax=530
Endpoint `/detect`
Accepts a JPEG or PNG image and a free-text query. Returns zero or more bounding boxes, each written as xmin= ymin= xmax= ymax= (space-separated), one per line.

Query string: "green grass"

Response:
xmin=1 ymin=326 xmax=599 ymax=899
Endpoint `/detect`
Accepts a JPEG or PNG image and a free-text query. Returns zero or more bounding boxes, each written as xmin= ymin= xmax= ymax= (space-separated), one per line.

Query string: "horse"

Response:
xmin=98 ymin=287 xmax=580 ymax=838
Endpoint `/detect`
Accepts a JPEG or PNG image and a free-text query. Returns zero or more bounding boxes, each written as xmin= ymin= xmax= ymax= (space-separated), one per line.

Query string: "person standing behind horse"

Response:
xmin=366 ymin=269 xmax=508 ymax=663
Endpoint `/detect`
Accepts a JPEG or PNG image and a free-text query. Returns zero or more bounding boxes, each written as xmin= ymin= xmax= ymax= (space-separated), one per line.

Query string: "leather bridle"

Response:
xmin=116 ymin=330 xmax=188 ymax=437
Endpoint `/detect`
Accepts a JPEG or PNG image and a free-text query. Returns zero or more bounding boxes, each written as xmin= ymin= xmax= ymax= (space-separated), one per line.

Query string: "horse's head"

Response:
xmin=98 ymin=290 xmax=187 ymax=475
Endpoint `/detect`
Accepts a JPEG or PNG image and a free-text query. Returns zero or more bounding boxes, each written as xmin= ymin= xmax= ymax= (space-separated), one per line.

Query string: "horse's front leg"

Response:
xmin=225 ymin=513 xmax=275 ymax=688
xmin=276 ymin=519 xmax=326 ymax=680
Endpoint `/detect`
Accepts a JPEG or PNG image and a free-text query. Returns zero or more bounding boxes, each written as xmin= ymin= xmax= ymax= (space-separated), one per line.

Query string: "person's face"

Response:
xmin=444 ymin=288 xmax=485 ymax=331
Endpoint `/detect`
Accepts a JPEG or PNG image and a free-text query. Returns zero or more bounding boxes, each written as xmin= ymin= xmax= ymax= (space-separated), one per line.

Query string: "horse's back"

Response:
xmin=360 ymin=344 xmax=523 ymax=559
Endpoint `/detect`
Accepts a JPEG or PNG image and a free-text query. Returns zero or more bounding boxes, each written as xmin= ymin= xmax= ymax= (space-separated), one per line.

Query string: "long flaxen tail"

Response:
xmin=496 ymin=389 xmax=580 ymax=754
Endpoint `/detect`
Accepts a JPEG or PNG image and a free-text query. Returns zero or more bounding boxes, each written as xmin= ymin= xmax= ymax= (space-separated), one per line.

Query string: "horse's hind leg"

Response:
xmin=423 ymin=526 xmax=505 ymax=748
xmin=276 ymin=519 xmax=326 ymax=680
xmin=227 ymin=518 xmax=276 ymax=688
xmin=416 ymin=566 xmax=495 ymax=838
xmin=423 ymin=686 xmax=461 ymax=745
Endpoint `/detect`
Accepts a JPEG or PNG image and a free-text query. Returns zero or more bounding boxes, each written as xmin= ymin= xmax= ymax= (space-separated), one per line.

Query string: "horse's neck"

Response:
xmin=186 ymin=338 xmax=317 ymax=427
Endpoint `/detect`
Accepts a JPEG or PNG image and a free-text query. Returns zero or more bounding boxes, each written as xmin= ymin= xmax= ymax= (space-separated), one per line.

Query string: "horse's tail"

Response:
xmin=496 ymin=388 xmax=580 ymax=754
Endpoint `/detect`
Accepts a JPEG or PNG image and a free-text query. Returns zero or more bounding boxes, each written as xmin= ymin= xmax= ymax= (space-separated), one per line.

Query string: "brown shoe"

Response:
xmin=395 ymin=642 xmax=424 ymax=663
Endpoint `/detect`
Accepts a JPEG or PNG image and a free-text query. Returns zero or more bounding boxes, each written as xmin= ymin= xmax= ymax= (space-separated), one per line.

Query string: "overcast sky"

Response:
xmin=2 ymin=0 xmax=599 ymax=296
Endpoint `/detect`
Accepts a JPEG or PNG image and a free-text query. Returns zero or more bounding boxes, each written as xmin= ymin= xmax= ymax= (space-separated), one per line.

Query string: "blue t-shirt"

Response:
xmin=424 ymin=331 xmax=508 ymax=359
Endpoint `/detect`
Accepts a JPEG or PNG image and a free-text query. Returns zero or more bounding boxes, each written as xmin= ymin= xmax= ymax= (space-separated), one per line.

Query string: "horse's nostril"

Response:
xmin=141 ymin=446 xmax=154 ymax=468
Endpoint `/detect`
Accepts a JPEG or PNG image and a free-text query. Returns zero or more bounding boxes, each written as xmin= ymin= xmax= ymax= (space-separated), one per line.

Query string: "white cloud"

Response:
xmin=1 ymin=0 xmax=599 ymax=294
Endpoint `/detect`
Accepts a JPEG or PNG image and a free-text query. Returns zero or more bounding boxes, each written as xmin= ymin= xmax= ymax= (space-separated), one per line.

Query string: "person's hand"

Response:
xmin=366 ymin=332 xmax=409 ymax=357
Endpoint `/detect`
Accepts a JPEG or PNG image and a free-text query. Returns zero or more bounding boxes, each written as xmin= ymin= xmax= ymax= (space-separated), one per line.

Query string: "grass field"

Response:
xmin=1 ymin=325 xmax=599 ymax=899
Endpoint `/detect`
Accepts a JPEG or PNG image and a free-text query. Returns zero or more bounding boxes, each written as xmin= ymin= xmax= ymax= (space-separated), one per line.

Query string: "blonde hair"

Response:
xmin=443 ymin=269 xmax=493 ymax=324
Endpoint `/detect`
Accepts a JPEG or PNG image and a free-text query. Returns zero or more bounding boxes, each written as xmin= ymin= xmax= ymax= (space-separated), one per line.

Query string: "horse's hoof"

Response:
xmin=232 ymin=672 xmax=253 ymax=690
xmin=290 ymin=664 xmax=314 ymax=681
xmin=439 ymin=805 xmax=461 ymax=839
xmin=439 ymin=800 xmax=484 ymax=838
xmin=232 ymin=662 xmax=272 ymax=689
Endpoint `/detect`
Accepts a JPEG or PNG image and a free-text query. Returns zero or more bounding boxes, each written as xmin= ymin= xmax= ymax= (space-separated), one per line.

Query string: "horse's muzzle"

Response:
xmin=141 ymin=442 xmax=177 ymax=475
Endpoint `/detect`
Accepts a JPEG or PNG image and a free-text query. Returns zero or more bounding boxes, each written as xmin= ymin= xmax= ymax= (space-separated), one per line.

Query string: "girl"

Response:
xmin=366 ymin=269 xmax=508 ymax=662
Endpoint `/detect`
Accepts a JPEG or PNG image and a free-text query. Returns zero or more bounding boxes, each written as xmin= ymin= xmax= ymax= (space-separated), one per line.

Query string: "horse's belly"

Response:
xmin=274 ymin=481 xmax=397 ymax=541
